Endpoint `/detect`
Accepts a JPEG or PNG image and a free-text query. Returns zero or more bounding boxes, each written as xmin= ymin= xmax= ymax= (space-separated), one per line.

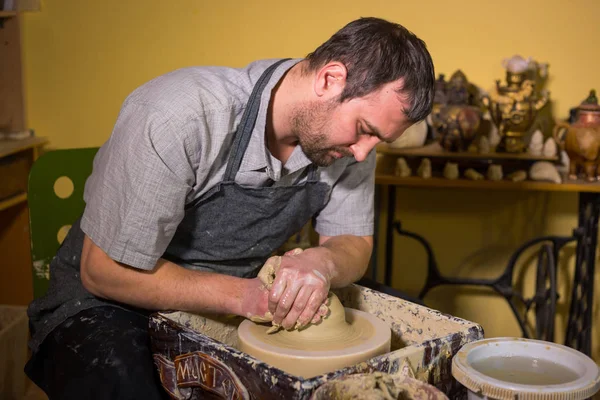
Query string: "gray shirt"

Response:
xmin=80 ymin=58 xmax=375 ymax=271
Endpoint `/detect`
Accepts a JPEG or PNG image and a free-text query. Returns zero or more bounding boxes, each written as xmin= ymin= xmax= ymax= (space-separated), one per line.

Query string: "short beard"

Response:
xmin=291 ymin=99 xmax=350 ymax=167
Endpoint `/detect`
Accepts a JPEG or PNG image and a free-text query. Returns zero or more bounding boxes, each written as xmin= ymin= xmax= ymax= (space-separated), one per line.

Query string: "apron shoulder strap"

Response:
xmin=224 ymin=59 xmax=291 ymax=181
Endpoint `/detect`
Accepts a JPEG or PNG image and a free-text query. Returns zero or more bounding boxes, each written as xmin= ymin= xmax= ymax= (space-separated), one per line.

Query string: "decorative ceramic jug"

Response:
xmin=430 ymin=70 xmax=482 ymax=152
xmin=554 ymin=90 xmax=600 ymax=181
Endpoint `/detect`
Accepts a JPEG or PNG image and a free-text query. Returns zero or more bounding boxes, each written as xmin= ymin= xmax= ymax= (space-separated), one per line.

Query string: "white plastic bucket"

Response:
xmin=452 ymin=337 xmax=600 ymax=400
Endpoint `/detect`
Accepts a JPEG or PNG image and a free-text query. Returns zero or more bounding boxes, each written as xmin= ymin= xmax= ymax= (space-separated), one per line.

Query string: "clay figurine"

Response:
xmin=487 ymin=164 xmax=503 ymax=181
xmin=529 ymin=161 xmax=562 ymax=184
xmin=394 ymin=157 xmax=412 ymax=177
xmin=478 ymin=136 xmax=491 ymax=154
xmin=488 ymin=120 xmax=501 ymax=147
xmin=542 ymin=137 xmax=558 ymax=157
xmin=507 ymin=170 xmax=527 ymax=182
xmin=443 ymin=162 xmax=459 ymax=180
xmin=389 ymin=120 xmax=428 ymax=149
xmin=464 ymin=168 xmax=484 ymax=180
xmin=527 ymin=130 xmax=543 ymax=156
xmin=417 ymin=158 xmax=432 ymax=179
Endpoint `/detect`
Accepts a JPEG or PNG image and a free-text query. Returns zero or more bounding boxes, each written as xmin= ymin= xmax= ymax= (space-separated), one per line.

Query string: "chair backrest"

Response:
xmin=28 ymin=147 xmax=99 ymax=298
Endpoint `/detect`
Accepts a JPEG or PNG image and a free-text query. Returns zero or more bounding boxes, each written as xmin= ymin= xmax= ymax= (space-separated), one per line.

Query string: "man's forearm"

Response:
xmin=80 ymin=235 xmax=247 ymax=316
xmin=317 ymin=234 xmax=373 ymax=288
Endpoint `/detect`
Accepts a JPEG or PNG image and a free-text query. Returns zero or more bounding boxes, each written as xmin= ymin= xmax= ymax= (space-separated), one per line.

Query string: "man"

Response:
xmin=25 ymin=16 xmax=434 ymax=399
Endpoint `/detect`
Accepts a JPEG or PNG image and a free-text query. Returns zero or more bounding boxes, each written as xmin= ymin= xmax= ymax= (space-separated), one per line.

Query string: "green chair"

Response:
xmin=28 ymin=147 xmax=99 ymax=299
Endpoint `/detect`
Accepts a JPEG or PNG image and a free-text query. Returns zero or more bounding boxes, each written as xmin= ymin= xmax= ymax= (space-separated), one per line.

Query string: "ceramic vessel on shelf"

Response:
xmin=554 ymin=90 xmax=600 ymax=181
xmin=430 ymin=70 xmax=482 ymax=152
xmin=482 ymin=55 xmax=550 ymax=153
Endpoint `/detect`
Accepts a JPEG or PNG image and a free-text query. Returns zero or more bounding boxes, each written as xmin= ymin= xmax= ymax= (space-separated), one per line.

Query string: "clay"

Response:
xmin=529 ymin=161 xmax=562 ymax=183
xmin=395 ymin=157 xmax=412 ymax=177
xmin=543 ymin=137 xmax=557 ymax=157
xmin=239 ymin=257 xmax=391 ymax=378
xmin=443 ymin=162 xmax=459 ymax=180
xmin=507 ymin=170 xmax=527 ymax=182
xmin=245 ymin=293 xmax=365 ymax=351
xmin=488 ymin=120 xmax=501 ymax=147
xmin=478 ymin=136 xmax=491 ymax=154
xmin=312 ymin=372 xmax=401 ymax=400
xmin=527 ymin=130 xmax=544 ymax=156
xmin=417 ymin=158 xmax=431 ymax=179
xmin=389 ymin=120 xmax=428 ymax=149
xmin=487 ymin=164 xmax=503 ymax=181
xmin=311 ymin=371 xmax=449 ymax=400
xmin=157 ymin=283 xmax=484 ymax=398
xmin=237 ymin=299 xmax=391 ymax=378
xmin=464 ymin=168 xmax=483 ymax=180
xmin=255 ymin=248 xmax=326 ymax=332
xmin=168 ymin=310 xmax=242 ymax=347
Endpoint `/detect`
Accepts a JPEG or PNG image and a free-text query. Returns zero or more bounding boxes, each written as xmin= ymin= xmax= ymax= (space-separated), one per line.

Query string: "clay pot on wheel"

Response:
xmin=554 ymin=90 xmax=600 ymax=181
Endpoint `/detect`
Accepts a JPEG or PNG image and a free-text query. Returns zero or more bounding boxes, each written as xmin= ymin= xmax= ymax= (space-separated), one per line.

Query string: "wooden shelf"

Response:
xmin=0 ymin=192 xmax=27 ymax=212
xmin=376 ymin=142 xmax=559 ymax=163
xmin=376 ymin=174 xmax=600 ymax=193
xmin=0 ymin=11 xmax=17 ymax=17
xmin=0 ymin=136 xmax=48 ymax=158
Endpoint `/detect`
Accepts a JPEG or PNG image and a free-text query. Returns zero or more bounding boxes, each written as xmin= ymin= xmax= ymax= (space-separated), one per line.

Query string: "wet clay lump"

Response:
xmin=238 ymin=255 xmax=391 ymax=378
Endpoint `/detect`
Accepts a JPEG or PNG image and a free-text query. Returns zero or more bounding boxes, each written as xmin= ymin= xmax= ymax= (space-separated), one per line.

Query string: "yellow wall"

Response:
xmin=22 ymin=0 xmax=600 ymax=360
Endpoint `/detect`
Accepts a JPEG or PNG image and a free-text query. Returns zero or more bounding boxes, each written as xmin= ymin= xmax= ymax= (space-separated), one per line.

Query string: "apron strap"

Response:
xmin=224 ymin=59 xmax=291 ymax=181
xmin=307 ymin=164 xmax=319 ymax=181
xmin=294 ymin=164 xmax=319 ymax=184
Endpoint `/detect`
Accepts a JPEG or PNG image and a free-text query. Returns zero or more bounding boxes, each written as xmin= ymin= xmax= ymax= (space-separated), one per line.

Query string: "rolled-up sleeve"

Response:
xmin=313 ymin=150 xmax=376 ymax=237
xmin=81 ymin=100 xmax=196 ymax=270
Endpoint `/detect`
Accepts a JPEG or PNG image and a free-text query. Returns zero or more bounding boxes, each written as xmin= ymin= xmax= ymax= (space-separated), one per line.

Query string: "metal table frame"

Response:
xmin=373 ymin=183 xmax=598 ymax=356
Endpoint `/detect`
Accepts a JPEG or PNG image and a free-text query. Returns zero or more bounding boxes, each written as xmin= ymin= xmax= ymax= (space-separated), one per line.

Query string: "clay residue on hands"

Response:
xmin=256 ymin=248 xmax=331 ymax=334
xmin=256 ymin=255 xmax=283 ymax=332
xmin=257 ymin=255 xmax=281 ymax=289
xmin=249 ymin=311 xmax=273 ymax=324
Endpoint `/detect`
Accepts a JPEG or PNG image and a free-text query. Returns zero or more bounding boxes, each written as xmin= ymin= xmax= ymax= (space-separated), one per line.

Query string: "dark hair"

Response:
xmin=305 ymin=17 xmax=435 ymax=123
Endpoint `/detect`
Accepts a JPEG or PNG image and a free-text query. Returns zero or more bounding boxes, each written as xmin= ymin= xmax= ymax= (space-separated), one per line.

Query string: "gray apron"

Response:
xmin=163 ymin=59 xmax=330 ymax=277
xmin=27 ymin=59 xmax=331 ymax=352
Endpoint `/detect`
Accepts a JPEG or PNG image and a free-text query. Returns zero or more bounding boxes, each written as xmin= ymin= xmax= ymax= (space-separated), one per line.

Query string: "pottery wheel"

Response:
xmin=237 ymin=292 xmax=391 ymax=378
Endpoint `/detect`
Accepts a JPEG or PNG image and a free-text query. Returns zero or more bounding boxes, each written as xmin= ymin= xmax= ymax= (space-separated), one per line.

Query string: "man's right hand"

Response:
xmin=239 ymin=277 xmax=272 ymax=323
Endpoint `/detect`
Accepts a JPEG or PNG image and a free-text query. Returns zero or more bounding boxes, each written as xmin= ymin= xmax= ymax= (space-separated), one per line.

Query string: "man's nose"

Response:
xmin=350 ymin=137 xmax=379 ymax=162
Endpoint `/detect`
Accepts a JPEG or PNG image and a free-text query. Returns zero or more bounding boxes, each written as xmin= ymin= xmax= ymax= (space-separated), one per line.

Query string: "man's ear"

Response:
xmin=313 ymin=62 xmax=347 ymax=98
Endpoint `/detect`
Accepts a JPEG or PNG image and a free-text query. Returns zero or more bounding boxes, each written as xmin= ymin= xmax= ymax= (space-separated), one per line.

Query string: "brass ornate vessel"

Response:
xmin=482 ymin=56 xmax=549 ymax=153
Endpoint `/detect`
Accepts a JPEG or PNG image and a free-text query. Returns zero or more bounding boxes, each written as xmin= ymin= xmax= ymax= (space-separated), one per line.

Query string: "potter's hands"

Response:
xmin=240 ymin=277 xmax=272 ymax=323
xmin=268 ymin=248 xmax=333 ymax=330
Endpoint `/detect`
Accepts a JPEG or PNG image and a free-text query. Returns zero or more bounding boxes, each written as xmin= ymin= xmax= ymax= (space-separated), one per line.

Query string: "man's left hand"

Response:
xmin=268 ymin=248 xmax=333 ymax=330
